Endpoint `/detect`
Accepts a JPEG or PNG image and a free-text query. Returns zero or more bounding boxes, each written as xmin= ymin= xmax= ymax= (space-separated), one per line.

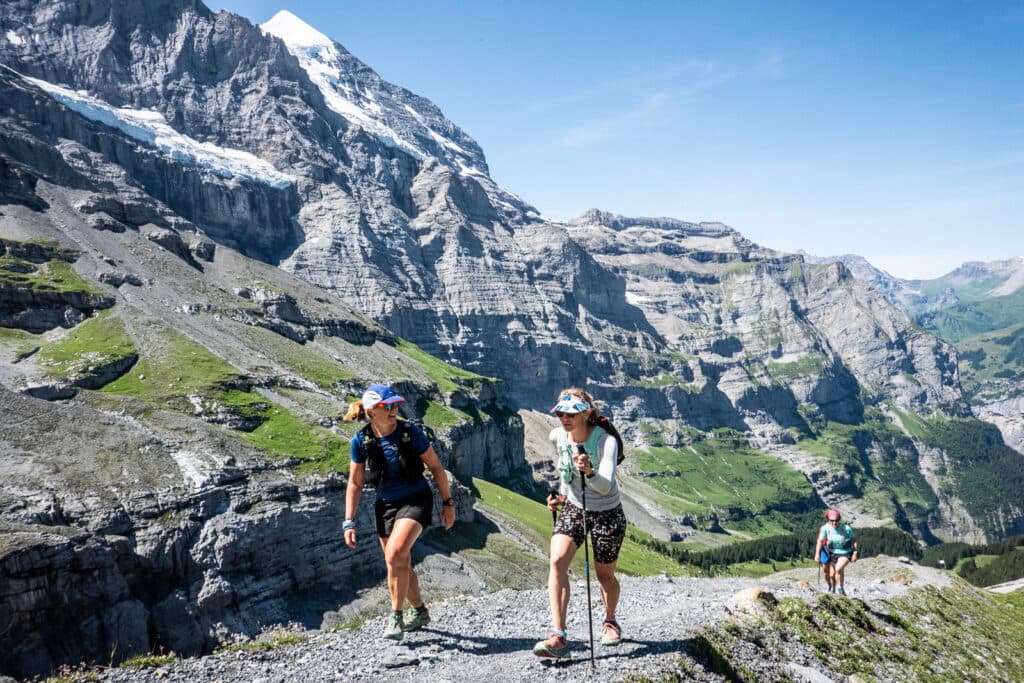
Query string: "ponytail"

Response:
xmin=343 ymin=400 xmax=368 ymax=422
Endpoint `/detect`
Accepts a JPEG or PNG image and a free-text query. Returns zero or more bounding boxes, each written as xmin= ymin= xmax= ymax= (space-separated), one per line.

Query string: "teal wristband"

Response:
xmin=342 ymin=519 xmax=356 ymax=531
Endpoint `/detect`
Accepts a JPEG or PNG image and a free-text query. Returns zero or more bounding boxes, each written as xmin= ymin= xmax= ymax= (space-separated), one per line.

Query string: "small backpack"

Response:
xmin=594 ymin=416 xmax=626 ymax=465
xmin=361 ymin=419 xmax=427 ymax=487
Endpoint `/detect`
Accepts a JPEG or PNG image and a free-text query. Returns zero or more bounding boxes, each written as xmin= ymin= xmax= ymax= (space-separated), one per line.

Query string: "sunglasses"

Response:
xmin=376 ymin=404 xmax=399 ymax=412
xmin=554 ymin=411 xmax=582 ymax=418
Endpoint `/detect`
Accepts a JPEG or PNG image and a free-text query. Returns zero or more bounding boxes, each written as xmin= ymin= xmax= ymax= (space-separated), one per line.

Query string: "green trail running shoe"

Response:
xmin=383 ymin=612 xmax=404 ymax=641
xmin=533 ymin=632 xmax=571 ymax=660
xmin=403 ymin=607 xmax=431 ymax=631
xmin=837 ymin=587 xmax=846 ymax=596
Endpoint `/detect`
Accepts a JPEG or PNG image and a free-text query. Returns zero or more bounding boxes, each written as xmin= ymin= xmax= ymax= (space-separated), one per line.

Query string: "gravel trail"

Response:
xmin=95 ymin=559 xmax=942 ymax=683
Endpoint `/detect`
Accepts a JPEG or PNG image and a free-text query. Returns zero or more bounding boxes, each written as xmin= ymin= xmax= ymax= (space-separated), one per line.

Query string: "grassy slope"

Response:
xmin=0 ymin=325 xmax=41 ymax=361
xmin=395 ymin=339 xmax=492 ymax=392
xmin=795 ymin=409 xmax=938 ymax=526
xmin=895 ymin=409 xmax=1024 ymax=538
xmin=34 ymin=311 xmax=135 ymax=379
xmin=0 ymin=251 xmax=105 ymax=297
xmin=469 ymin=478 xmax=685 ymax=577
xmin=955 ymin=322 xmax=1024 ymax=401
xmin=630 ymin=430 xmax=817 ymax=536
xmin=100 ymin=319 xmax=349 ymax=473
xmin=917 ymin=286 xmax=1024 ymax=344
xmin=232 ymin=324 xmax=355 ymax=390
xmin=694 ymin=582 xmax=1024 ymax=682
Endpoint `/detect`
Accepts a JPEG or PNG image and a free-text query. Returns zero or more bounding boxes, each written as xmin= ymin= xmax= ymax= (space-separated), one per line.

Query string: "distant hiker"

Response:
xmin=814 ymin=509 xmax=859 ymax=596
xmin=534 ymin=388 xmax=626 ymax=660
xmin=342 ymin=383 xmax=456 ymax=640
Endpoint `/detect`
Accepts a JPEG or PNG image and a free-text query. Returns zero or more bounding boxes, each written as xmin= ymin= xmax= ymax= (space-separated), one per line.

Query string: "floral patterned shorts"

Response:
xmin=554 ymin=502 xmax=627 ymax=564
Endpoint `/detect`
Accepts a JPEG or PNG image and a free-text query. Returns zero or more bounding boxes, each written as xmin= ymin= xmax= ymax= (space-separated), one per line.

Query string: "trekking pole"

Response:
xmin=548 ymin=486 xmax=559 ymax=526
xmin=576 ymin=445 xmax=596 ymax=668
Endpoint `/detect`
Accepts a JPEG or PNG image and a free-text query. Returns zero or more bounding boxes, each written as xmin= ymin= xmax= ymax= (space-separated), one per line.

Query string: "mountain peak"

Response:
xmin=261 ymin=10 xmax=333 ymax=49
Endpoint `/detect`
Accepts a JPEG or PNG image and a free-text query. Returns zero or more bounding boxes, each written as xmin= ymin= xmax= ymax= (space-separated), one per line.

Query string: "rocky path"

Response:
xmin=95 ymin=559 xmax=946 ymax=683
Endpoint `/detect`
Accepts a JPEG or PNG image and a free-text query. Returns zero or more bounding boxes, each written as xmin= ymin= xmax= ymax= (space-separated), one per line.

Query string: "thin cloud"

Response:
xmin=515 ymin=59 xmax=727 ymax=117
xmin=550 ymin=53 xmax=781 ymax=148
xmin=756 ymin=50 xmax=786 ymax=79
xmin=555 ymin=65 xmax=740 ymax=148
xmin=558 ymin=93 xmax=670 ymax=148
xmin=941 ymin=153 xmax=1024 ymax=177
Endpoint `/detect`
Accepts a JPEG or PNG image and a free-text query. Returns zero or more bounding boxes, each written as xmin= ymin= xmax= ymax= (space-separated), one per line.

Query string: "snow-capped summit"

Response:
xmin=260 ymin=9 xmax=333 ymax=49
xmin=261 ymin=9 xmax=489 ymax=176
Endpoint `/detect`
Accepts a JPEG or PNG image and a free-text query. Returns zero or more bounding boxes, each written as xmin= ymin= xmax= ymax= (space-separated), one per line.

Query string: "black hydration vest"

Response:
xmin=362 ymin=420 xmax=427 ymax=487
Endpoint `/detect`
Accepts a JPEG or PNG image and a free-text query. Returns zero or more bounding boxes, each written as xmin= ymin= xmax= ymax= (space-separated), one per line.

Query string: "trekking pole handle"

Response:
xmin=575 ymin=444 xmax=593 ymax=480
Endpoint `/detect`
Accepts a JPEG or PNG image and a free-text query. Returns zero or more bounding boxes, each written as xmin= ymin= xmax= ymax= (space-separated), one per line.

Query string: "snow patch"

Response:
xmin=261 ymin=11 xmax=492 ymax=179
xmin=170 ymin=449 xmax=214 ymax=489
xmin=260 ymin=9 xmax=333 ymax=49
xmin=5 ymin=30 xmax=25 ymax=46
xmin=625 ymin=291 xmax=651 ymax=305
xmin=262 ymin=11 xmax=427 ymax=162
xmin=22 ymin=73 xmax=296 ymax=189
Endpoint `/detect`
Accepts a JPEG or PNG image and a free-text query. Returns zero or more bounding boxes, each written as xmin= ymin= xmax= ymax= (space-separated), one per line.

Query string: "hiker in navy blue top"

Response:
xmin=342 ymin=384 xmax=455 ymax=640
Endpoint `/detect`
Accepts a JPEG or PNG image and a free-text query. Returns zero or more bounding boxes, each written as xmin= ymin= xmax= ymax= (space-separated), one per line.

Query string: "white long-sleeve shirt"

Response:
xmin=549 ymin=426 xmax=621 ymax=512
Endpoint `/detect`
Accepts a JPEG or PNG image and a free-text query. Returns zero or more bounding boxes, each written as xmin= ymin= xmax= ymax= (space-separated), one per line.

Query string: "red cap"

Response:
xmin=825 ymin=509 xmax=841 ymax=520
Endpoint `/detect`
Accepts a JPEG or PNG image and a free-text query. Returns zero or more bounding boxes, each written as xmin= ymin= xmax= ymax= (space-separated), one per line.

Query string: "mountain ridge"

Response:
xmin=2 ymin=1 xmax=1024 ymax=677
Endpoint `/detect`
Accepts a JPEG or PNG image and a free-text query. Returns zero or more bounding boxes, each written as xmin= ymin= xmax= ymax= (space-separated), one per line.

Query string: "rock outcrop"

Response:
xmin=0 ymin=377 xmax=488 ymax=679
xmin=0 ymin=238 xmax=115 ymax=332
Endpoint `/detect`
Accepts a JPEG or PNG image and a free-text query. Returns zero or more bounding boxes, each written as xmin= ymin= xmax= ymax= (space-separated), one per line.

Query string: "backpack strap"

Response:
xmin=594 ymin=416 xmax=626 ymax=464
xmin=361 ymin=423 xmax=387 ymax=487
xmin=361 ymin=420 xmax=426 ymax=488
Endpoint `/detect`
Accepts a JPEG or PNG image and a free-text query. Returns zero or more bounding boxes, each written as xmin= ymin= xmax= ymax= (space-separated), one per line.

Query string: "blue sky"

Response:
xmin=217 ymin=1 xmax=1023 ymax=279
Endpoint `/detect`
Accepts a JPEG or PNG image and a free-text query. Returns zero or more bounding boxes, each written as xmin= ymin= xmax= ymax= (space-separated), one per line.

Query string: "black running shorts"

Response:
xmin=375 ymin=488 xmax=433 ymax=538
xmin=553 ymin=502 xmax=627 ymax=565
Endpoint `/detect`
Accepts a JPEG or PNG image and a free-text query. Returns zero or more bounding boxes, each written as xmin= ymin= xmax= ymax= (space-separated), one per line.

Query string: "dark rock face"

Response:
xmin=0 ymin=157 xmax=48 ymax=211
xmin=0 ymin=528 xmax=149 ymax=678
xmin=0 ymin=237 xmax=78 ymax=264
xmin=0 ymin=386 xmax=485 ymax=679
xmin=229 ymin=286 xmax=387 ymax=345
xmin=147 ymin=227 xmax=193 ymax=262
xmin=0 ymin=21 xmax=303 ymax=263
xmin=0 ymin=240 xmax=115 ymax=332
xmin=189 ymin=239 xmax=215 ymax=262
xmin=77 ymin=194 xmax=168 ymax=230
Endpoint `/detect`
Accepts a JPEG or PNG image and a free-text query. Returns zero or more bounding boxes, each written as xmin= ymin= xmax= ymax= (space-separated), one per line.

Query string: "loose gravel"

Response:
xmin=95 ymin=561 xmax=938 ymax=683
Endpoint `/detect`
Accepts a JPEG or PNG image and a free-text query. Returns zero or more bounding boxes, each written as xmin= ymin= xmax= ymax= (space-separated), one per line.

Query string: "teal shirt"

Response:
xmin=819 ymin=523 xmax=856 ymax=556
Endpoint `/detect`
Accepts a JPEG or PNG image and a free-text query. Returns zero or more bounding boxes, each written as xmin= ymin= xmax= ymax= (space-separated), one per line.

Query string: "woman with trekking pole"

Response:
xmin=342 ymin=383 xmax=456 ymax=640
xmin=533 ymin=388 xmax=626 ymax=661
xmin=814 ymin=508 xmax=858 ymax=596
